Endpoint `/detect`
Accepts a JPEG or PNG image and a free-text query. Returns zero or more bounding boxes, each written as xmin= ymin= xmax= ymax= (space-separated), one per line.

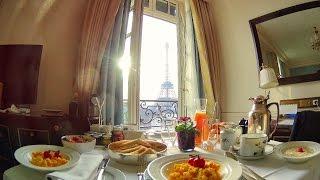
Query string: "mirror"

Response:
xmin=250 ymin=1 xmax=320 ymax=85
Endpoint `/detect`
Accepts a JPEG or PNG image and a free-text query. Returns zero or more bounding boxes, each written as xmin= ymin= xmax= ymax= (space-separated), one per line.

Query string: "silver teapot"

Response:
xmin=248 ymin=93 xmax=279 ymax=138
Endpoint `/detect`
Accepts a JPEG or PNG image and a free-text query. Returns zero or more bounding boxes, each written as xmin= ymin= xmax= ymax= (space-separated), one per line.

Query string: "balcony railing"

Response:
xmin=123 ymin=99 xmax=178 ymax=130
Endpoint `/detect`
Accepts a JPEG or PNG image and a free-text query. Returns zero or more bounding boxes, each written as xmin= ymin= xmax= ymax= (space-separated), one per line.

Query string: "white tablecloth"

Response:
xmin=4 ymin=144 xmax=320 ymax=180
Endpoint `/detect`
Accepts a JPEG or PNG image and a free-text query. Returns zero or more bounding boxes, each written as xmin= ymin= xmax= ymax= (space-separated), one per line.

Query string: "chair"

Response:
xmin=290 ymin=111 xmax=320 ymax=143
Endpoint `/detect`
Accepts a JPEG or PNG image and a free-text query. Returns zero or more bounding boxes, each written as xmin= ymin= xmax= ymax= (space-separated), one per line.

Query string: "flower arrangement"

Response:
xmin=175 ymin=116 xmax=198 ymax=152
xmin=175 ymin=116 xmax=198 ymax=134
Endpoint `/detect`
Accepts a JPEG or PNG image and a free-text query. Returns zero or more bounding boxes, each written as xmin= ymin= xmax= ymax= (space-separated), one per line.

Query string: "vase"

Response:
xmin=177 ymin=131 xmax=195 ymax=152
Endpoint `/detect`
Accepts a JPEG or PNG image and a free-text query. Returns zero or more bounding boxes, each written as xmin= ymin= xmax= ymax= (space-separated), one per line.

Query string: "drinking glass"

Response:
xmin=201 ymin=102 xmax=220 ymax=151
xmin=201 ymin=119 xmax=220 ymax=151
xmin=211 ymin=101 xmax=220 ymax=135
xmin=194 ymin=98 xmax=208 ymax=146
xmin=160 ymin=119 xmax=176 ymax=147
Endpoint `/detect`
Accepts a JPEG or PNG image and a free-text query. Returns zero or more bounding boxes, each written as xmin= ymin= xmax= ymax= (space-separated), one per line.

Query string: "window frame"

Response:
xmin=143 ymin=0 xmax=178 ymax=24
xmin=124 ymin=0 xmax=179 ymax=127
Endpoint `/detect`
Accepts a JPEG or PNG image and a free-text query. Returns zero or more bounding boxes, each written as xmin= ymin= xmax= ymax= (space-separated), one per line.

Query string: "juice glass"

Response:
xmin=194 ymin=98 xmax=208 ymax=145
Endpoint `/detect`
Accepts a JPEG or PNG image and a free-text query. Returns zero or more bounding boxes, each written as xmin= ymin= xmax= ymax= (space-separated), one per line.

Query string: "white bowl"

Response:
xmin=61 ymin=135 xmax=96 ymax=153
xmin=15 ymin=145 xmax=80 ymax=172
xmin=276 ymin=141 xmax=320 ymax=163
xmin=107 ymin=140 xmax=167 ymax=165
xmin=147 ymin=153 xmax=242 ymax=180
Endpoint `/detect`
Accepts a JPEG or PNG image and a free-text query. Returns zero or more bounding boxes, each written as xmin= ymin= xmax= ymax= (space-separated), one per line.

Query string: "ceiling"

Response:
xmin=257 ymin=7 xmax=320 ymax=67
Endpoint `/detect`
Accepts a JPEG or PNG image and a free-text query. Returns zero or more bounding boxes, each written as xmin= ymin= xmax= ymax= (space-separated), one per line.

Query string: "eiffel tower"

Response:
xmin=158 ymin=42 xmax=177 ymax=100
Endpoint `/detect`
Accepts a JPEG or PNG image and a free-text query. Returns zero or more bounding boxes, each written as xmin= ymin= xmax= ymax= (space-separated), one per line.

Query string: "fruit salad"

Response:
xmin=30 ymin=150 xmax=69 ymax=167
xmin=168 ymin=155 xmax=221 ymax=180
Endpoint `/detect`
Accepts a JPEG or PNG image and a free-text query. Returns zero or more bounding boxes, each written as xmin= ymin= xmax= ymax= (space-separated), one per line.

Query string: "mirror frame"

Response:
xmin=249 ymin=1 xmax=320 ymax=85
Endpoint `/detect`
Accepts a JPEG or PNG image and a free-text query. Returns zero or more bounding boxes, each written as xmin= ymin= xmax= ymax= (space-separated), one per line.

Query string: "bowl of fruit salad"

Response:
xmin=276 ymin=141 xmax=320 ymax=163
xmin=148 ymin=153 xmax=242 ymax=180
xmin=61 ymin=135 xmax=96 ymax=153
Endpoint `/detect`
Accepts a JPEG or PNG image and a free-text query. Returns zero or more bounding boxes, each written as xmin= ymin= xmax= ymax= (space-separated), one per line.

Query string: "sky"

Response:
xmin=121 ymin=15 xmax=178 ymax=100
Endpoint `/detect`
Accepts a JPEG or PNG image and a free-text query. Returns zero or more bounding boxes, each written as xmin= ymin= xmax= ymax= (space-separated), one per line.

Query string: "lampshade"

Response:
xmin=259 ymin=67 xmax=279 ymax=89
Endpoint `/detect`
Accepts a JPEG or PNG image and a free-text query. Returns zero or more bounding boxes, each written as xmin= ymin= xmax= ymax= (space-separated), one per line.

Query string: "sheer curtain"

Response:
xmin=76 ymin=0 xmax=122 ymax=129
xmin=177 ymin=1 xmax=186 ymax=116
xmin=127 ymin=0 xmax=143 ymax=125
xmin=99 ymin=0 xmax=131 ymax=125
xmin=178 ymin=0 xmax=205 ymax=118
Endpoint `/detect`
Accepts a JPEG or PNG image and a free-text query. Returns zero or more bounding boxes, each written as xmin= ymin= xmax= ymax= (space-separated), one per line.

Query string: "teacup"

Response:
xmin=239 ymin=133 xmax=267 ymax=157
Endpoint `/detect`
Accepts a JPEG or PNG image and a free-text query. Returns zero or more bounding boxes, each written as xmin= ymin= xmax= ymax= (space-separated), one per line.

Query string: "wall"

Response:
xmin=0 ymin=0 xmax=88 ymax=112
xmin=211 ymin=0 xmax=320 ymax=122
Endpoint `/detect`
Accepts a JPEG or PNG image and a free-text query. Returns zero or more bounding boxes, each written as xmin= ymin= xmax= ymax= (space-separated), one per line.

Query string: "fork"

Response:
xmin=95 ymin=156 xmax=110 ymax=180
xmin=137 ymin=156 xmax=146 ymax=180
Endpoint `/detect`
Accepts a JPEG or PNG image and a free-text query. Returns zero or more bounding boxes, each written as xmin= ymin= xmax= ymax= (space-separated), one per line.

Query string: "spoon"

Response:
xmin=225 ymin=151 xmax=266 ymax=180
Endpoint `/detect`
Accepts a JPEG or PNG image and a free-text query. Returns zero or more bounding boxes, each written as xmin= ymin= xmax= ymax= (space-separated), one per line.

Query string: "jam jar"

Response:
xmin=112 ymin=125 xmax=124 ymax=142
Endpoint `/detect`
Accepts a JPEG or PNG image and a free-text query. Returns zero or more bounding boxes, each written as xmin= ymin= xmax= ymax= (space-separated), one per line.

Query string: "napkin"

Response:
xmin=45 ymin=153 xmax=103 ymax=180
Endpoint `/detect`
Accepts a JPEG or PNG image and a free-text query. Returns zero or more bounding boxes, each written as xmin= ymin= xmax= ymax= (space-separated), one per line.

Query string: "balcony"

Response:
xmin=123 ymin=99 xmax=178 ymax=130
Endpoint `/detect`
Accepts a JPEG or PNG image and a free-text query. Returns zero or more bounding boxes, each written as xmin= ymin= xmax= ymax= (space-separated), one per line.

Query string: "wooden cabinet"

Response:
xmin=0 ymin=112 xmax=72 ymax=174
xmin=0 ymin=124 xmax=13 ymax=169
xmin=17 ymin=128 xmax=50 ymax=146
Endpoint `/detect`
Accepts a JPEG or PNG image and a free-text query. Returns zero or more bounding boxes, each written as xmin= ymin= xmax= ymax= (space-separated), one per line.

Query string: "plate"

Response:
xmin=15 ymin=145 xmax=80 ymax=171
xmin=144 ymin=169 xmax=151 ymax=180
xmin=147 ymin=153 xmax=242 ymax=180
xmin=235 ymin=144 xmax=274 ymax=160
xmin=275 ymin=141 xmax=320 ymax=163
xmin=103 ymin=166 xmax=126 ymax=180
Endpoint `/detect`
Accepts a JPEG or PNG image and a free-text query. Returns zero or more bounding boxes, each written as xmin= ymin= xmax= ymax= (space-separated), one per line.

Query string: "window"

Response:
xmin=121 ymin=0 xmax=179 ymax=130
xmin=144 ymin=0 xmax=177 ymax=23
xmin=143 ymin=0 xmax=150 ymax=7
xmin=120 ymin=11 xmax=133 ymax=124
xmin=156 ymin=0 xmax=168 ymax=13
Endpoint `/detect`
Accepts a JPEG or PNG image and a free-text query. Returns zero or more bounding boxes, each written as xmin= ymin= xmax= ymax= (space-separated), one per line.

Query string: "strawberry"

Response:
xmin=188 ymin=155 xmax=196 ymax=166
xmin=43 ymin=150 xmax=52 ymax=159
xmin=71 ymin=136 xmax=82 ymax=143
xmin=54 ymin=150 xmax=61 ymax=158
xmin=296 ymin=147 xmax=305 ymax=153
xmin=192 ymin=155 xmax=206 ymax=168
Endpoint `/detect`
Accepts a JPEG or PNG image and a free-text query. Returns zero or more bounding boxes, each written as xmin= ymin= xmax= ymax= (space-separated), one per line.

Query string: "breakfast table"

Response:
xmin=3 ymin=140 xmax=320 ymax=180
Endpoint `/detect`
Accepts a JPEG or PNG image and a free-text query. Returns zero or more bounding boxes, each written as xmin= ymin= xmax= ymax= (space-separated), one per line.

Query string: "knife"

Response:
xmin=95 ymin=157 xmax=109 ymax=180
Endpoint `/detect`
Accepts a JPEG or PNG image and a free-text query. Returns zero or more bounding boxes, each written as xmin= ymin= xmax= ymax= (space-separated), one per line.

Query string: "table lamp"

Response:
xmin=259 ymin=65 xmax=279 ymax=89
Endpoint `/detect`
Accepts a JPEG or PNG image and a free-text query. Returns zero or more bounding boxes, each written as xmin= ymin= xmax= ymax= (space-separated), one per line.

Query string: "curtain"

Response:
xmin=100 ymin=0 xmax=131 ymax=125
xmin=177 ymin=1 xmax=186 ymax=116
xmin=266 ymin=51 xmax=280 ymax=76
xmin=75 ymin=0 xmax=121 ymax=129
xmin=127 ymin=0 xmax=143 ymax=125
xmin=278 ymin=58 xmax=287 ymax=78
xmin=178 ymin=0 xmax=205 ymax=118
xmin=190 ymin=0 xmax=222 ymax=119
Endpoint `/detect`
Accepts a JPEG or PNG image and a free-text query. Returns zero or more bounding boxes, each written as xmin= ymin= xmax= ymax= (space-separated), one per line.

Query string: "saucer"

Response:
xmin=234 ymin=144 xmax=274 ymax=160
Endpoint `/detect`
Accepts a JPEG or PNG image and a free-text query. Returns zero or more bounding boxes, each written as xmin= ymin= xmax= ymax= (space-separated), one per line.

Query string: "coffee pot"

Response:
xmin=248 ymin=93 xmax=279 ymax=139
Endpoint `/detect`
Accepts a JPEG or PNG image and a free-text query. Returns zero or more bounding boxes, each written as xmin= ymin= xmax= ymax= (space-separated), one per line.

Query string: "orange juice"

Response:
xmin=194 ymin=111 xmax=209 ymax=145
